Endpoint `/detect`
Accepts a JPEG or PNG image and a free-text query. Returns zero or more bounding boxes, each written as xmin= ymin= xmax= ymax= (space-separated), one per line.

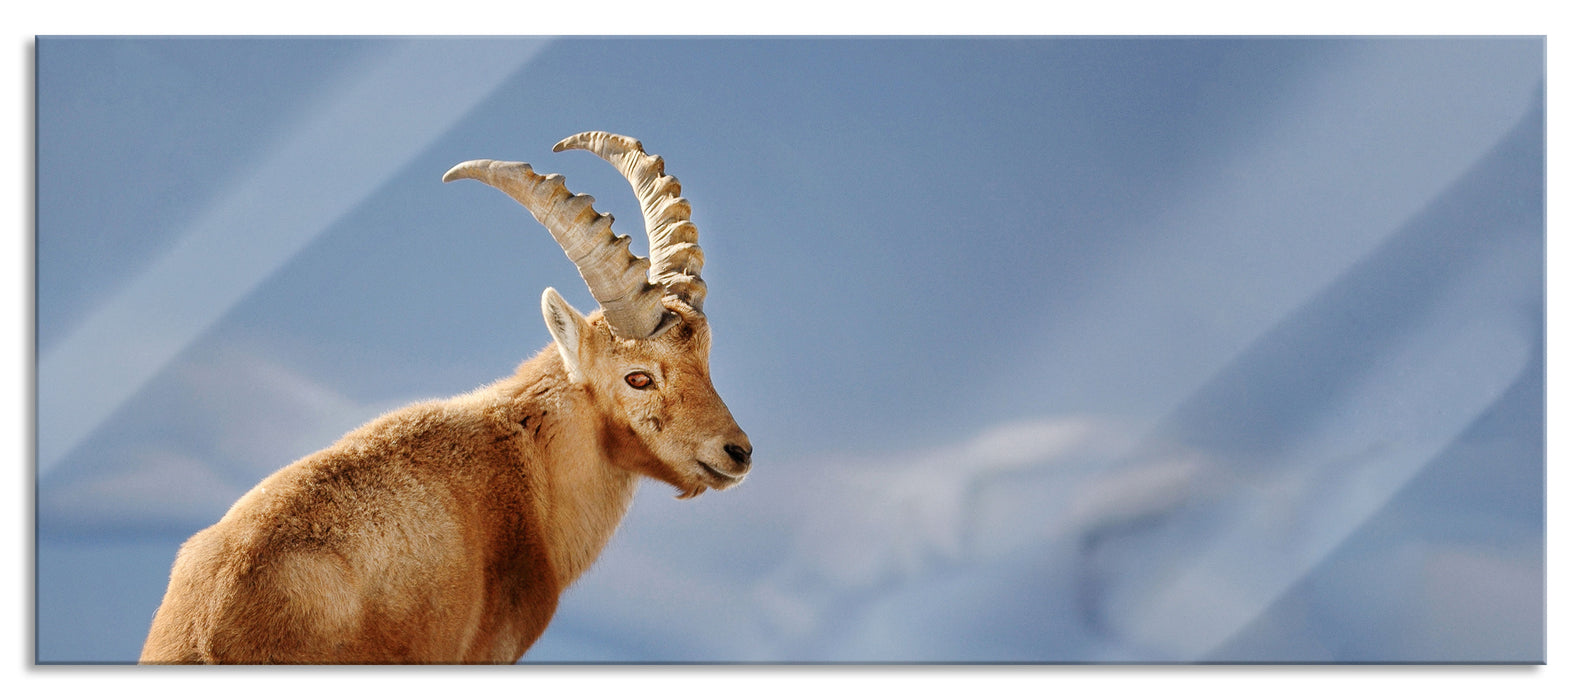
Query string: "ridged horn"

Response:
xmin=553 ymin=132 xmax=707 ymax=310
xmin=443 ymin=158 xmax=667 ymax=339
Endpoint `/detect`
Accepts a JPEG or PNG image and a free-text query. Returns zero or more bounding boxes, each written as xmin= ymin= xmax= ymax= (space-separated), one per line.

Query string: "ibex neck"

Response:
xmin=506 ymin=349 xmax=640 ymax=588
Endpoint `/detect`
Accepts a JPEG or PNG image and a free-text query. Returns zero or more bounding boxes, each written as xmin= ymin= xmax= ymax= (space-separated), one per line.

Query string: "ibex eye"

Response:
xmin=624 ymin=372 xmax=654 ymax=389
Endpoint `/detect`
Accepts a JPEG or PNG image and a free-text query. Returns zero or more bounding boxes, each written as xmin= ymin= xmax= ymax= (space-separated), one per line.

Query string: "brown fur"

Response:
xmin=140 ymin=300 xmax=750 ymax=664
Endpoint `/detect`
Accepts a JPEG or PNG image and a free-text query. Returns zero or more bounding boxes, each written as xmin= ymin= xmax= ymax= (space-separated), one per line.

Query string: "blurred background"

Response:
xmin=35 ymin=36 xmax=1544 ymax=663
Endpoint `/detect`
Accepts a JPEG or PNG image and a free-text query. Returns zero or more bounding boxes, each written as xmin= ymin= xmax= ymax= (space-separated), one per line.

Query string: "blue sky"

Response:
xmin=34 ymin=36 xmax=1545 ymax=664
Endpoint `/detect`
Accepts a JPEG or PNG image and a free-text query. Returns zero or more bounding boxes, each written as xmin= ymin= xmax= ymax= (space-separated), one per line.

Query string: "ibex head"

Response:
xmin=445 ymin=132 xmax=751 ymax=498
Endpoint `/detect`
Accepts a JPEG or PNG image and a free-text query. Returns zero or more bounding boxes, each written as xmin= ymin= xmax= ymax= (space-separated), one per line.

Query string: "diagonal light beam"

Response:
xmin=1107 ymin=102 xmax=1545 ymax=659
xmin=37 ymin=39 xmax=550 ymax=475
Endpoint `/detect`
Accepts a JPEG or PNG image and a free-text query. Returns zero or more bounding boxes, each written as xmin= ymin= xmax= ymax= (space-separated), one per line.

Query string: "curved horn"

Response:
xmin=553 ymin=132 xmax=707 ymax=310
xmin=443 ymin=158 xmax=666 ymax=339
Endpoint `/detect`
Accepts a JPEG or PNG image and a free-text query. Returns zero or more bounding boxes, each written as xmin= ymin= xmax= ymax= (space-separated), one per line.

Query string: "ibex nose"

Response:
xmin=724 ymin=442 xmax=752 ymax=469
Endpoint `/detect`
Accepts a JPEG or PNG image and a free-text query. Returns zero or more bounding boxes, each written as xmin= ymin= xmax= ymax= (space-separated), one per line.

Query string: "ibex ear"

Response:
xmin=541 ymin=287 xmax=589 ymax=383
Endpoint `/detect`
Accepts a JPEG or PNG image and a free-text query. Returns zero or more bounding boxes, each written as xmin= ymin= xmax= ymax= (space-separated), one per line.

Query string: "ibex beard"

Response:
xmin=139 ymin=133 xmax=752 ymax=664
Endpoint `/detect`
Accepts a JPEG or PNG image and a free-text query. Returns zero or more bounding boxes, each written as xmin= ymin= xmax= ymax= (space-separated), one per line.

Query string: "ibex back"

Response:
xmin=140 ymin=132 xmax=752 ymax=664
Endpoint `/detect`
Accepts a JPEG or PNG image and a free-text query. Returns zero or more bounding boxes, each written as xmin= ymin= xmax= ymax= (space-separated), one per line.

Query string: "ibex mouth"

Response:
xmin=695 ymin=460 xmax=744 ymax=486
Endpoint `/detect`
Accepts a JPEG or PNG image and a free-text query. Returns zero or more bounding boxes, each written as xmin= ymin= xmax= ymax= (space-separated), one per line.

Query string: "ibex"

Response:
xmin=140 ymin=132 xmax=752 ymax=664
